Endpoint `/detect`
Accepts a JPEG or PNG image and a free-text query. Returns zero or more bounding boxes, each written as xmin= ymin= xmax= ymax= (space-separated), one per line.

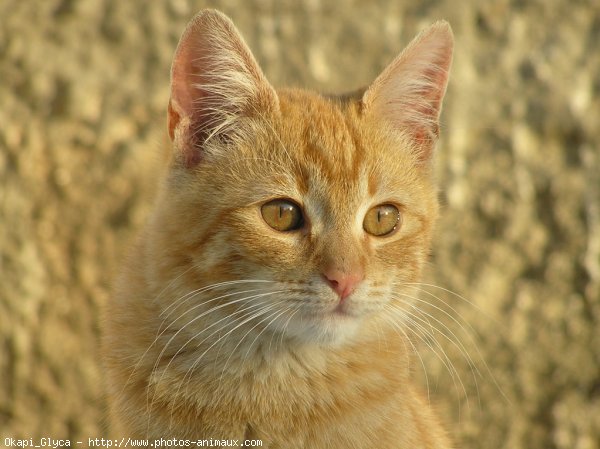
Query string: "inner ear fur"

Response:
xmin=362 ymin=21 xmax=454 ymax=162
xmin=168 ymin=9 xmax=278 ymax=166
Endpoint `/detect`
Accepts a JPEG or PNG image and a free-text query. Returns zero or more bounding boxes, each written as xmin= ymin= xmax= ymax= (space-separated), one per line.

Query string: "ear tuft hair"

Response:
xmin=168 ymin=9 xmax=278 ymax=166
xmin=362 ymin=21 xmax=454 ymax=162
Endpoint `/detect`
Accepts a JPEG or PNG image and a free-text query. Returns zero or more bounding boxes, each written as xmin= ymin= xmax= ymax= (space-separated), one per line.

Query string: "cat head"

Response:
xmin=151 ymin=10 xmax=453 ymax=347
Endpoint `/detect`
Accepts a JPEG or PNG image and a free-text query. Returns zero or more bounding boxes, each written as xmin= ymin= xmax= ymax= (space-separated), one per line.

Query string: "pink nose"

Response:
xmin=322 ymin=268 xmax=364 ymax=302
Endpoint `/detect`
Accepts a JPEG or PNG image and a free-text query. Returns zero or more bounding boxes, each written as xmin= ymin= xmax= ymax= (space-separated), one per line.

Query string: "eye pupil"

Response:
xmin=261 ymin=199 xmax=304 ymax=232
xmin=363 ymin=204 xmax=401 ymax=237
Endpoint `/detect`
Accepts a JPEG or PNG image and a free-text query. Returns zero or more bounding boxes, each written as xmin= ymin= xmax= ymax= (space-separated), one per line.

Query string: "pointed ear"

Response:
xmin=168 ymin=9 xmax=278 ymax=166
xmin=362 ymin=21 xmax=453 ymax=162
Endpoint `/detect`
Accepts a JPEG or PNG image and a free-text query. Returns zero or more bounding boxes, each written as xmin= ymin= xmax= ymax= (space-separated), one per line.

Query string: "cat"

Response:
xmin=103 ymin=9 xmax=454 ymax=448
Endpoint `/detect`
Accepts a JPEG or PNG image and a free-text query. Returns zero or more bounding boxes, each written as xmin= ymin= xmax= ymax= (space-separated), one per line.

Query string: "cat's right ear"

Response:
xmin=168 ymin=10 xmax=278 ymax=167
xmin=361 ymin=21 xmax=453 ymax=163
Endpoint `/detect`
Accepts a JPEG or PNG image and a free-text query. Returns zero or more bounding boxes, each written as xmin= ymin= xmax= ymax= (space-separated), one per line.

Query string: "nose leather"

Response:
xmin=322 ymin=267 xmax=364 ymax=301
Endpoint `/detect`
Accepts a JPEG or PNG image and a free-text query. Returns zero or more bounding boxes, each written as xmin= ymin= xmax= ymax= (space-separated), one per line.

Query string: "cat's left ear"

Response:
xmin=362 ymin=21 xmax=454 ymax=162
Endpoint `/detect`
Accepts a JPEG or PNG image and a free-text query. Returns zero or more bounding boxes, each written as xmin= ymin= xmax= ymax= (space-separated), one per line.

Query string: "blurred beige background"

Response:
xmin=1 ymin=0 xmax=599 ymax=448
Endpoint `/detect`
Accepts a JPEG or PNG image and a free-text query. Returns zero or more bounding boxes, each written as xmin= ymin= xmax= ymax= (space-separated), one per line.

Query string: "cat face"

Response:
xmin=152 ymin=10 xmax=452 ymax=348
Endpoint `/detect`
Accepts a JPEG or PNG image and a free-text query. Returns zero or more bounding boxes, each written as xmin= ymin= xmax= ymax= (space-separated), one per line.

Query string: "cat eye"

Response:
xmin=363 ymin=204 xmax=401 ymax=237
xmin=261 ymin=199 xmax=304 ymax=232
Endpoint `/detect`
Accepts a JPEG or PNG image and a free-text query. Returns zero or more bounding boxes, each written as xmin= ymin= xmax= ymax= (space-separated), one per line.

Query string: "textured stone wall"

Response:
xmin=1 ymin=1 xmax=598 ymax=447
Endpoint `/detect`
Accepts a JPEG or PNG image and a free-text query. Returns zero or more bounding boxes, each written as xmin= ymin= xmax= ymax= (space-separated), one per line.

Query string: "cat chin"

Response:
xmin=278 ymin=312 xmax=365 ymax=347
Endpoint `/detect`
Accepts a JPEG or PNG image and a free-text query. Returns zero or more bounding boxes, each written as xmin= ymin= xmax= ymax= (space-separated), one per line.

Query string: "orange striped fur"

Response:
xmin=104 ymin=9 xmax=454 ymax=448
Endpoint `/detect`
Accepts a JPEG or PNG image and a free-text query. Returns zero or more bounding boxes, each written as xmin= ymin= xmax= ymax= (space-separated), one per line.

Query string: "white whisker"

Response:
xmin=381 ymin=313 xmax=431 ymax=402
xmin=393 ymin=300 xmax=473 ymax=413
xmin=399 ymin=283 xmax=510 ymax=404
xmin=219 ymin=304 xmax=293 ymax=385
xmin=170 ymin=292 xmax=286 ymax=418
xmin=147 ymin=290 xmax=284 ymax=418
xmin=125 ymin=280 xmax=276 ymax=401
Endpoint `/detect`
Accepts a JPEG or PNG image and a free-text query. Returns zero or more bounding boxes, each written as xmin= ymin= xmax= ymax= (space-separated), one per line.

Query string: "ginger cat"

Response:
xmin=103 ymin=9 xmax=454 ymax=448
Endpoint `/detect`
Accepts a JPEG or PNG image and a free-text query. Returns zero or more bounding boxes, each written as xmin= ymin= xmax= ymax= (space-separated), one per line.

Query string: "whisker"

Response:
xmin=151 ymin=265 xmax=196 ymax=305
xmin=272 ymin=305 xmax=302 ymax=353
xmin=147 ymin=290 xmax=284 ymax=417
xmin=127 ymin=281 xmax=275 ymax=399
xmin=393 ymin=300 xmax=473 ymax=412
xmin=138 ymin=288 xmax=268 ymax=413
xmin=219 ymin=304 xmax=293 ymax=385
xmin=402 ymin=282 xmax=504 ymax=328
xmin=212 ymin=296 xmax=285 ymax=366
xmin=157 ymin=287 xmax=270 ymax=338
xmin=399 ymin=293 xmax=483 ymax=379
xmin=157 ymin=297 xmax=282 ymax=428
xmin=387 ymin=305 xmax=467 ymax=415
xmin=160 ymin=279 xmax=276 ymax=318
xmin=209 ymin=299 xmax=282 ymax=372
xmin=245 ymin=303 xmax=300 ymax=362
xmin=119 ymin=265 xmax=196 ymax=398
xmin=399 ymin=284 xmax=484 ymax=340
xmin=170 ymin=293 xmax=286 ymax=416
xmin=153 ymin=289 xmax=280 ymax=377
xmin=381 ymin=313 xmax=430 ymax=402
xmin=398 ymin=285 xmax=509 ymax=404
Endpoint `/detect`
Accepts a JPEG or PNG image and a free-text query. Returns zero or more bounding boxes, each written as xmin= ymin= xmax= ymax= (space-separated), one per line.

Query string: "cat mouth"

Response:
xmin=301 ymin=303 xmax=357 ymax=321
xmin=331 ymin=302 xmax=353 ymax=317
xmin=319 ymin=301 xmax=362 ymax=321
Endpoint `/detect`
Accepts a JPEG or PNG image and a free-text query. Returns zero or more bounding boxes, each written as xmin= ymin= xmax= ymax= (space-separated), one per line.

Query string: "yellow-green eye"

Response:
xmin=261 ymin=199 xmax=304 ymax=232
xmin=363 ymin=204 xmax=401 ymax=236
